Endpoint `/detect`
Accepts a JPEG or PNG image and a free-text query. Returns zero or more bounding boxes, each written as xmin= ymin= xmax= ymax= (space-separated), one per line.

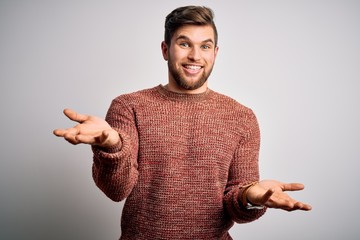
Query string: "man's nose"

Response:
xmin=188 ymin=47 xmax=201 ymax=61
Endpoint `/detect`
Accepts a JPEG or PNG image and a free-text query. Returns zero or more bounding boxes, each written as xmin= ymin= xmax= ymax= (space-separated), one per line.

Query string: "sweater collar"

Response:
xmin=156 ymin=84 xmax=212 ymax=102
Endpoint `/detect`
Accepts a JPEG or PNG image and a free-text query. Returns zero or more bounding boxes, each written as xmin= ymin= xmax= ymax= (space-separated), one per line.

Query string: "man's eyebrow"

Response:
xmin=202 ymin=38 xmax=214 ymax=44
xmin=175 ymin=35 xmax=191 ymax=42
xmin=176 ymin=35 xmax=214 ymax=44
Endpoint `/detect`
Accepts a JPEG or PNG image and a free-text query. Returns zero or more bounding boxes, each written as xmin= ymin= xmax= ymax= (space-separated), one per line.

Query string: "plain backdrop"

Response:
xmin=1 ymin=0 xmax=359 ymax=239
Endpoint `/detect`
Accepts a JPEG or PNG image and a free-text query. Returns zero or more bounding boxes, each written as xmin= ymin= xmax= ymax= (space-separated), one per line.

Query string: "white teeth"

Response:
xmin=185 ymin=65 xmax=201 ymax=70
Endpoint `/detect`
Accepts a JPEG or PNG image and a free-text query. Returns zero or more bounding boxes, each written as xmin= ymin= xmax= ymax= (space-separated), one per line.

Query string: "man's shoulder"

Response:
xmin=210 ymin=90 xmax=253 ymax=114
xmin=114 ymin=85 xmax=160 ymax=102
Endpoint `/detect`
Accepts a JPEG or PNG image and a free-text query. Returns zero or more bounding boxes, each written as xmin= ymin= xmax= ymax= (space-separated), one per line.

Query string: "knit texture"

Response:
xmin=92 ymin=85 xmax=266 ymax=239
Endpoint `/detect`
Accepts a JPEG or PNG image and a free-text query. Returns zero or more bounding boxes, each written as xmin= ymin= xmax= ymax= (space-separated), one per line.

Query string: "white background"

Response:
xmin=1 ymin=0 xmax=359 ymax=239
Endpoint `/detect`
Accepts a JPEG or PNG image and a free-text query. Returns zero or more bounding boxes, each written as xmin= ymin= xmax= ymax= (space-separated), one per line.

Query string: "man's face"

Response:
xmin=162 ymin=25 xmax=218 ymax=93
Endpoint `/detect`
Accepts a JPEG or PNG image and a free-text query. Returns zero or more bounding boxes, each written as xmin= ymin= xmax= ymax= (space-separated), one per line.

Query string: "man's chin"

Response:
xmin=175 ymin=78 xmax=207 ymax=91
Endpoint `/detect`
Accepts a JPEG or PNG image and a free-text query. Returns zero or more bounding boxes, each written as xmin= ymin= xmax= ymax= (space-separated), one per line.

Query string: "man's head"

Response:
xmin=162 ymin=6 xmax=219 ymax=94
xmin=164 ymin=6 xmax=218 ymax=47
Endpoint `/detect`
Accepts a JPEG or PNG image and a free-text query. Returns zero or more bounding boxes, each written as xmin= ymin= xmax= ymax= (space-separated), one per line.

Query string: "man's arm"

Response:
xmin=223 ymin=109 xmax=267 ymax=223
xmin=223 ymin=109 xmax=311 ymax=223
xmin=54 ymin=103 xmax=139 ymax=202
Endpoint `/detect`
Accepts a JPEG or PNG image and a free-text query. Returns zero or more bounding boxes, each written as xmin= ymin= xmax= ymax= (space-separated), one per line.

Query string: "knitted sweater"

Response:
xmin=92 ymin=85 xmax=266 ymax=239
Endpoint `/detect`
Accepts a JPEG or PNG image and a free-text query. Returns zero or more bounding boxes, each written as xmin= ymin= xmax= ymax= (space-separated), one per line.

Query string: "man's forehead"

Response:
xmin=173 ymin=25 xmax=215 ymax=43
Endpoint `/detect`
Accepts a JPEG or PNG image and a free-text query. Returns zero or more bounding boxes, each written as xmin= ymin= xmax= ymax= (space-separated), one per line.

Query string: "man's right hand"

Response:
xmin=53 ymin=108 xmax=120 ymax=148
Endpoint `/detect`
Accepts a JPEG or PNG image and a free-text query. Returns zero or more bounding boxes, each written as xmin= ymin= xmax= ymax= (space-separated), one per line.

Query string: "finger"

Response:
xmin=293 ymin=202 xmax=304 ymax=210
xmin=63 ymin=108 xmax=89 ymax=123
xmin=258 ymin=188 xmax=275 ymax=205
xmin=266 ymin=192 xmax=312 ymax=211
xmin=282 ymin=183 xmax=305 ymax=192
xmin=295 ymin=201 xmax=312 ymax=211
xmin=63 ymin=133 xmax=80 ymax=145
xmin=53 ymin=128 xmax=65 ymax=137
xmin=303 ymin=203 xmax=312 ymax=211
xmin=75 ymin=130 xmax=117 ymax=146
xmin=284 ymin=202 xmax=312 ymax=212
xmin=61 ymin=128 xmax=80 ymax=143
xmin=266 ymin=196 xmax=296 ymax=211
xmin=75 ymin=134 xmax=97 ymax=145
xmin=53 ymin=127 xmax=78 ymax=137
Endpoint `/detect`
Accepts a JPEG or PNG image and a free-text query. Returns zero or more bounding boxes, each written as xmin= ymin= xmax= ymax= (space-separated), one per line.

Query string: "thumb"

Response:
xmin=256 ymin=188 xmax=274 ymax=205
xmin=64 ymin=108 xmax=89 ymax=123
xmin=99 ymin=129 xmax=120 ymax=148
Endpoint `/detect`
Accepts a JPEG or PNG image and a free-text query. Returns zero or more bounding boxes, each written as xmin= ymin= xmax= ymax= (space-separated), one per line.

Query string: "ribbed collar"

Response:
xmin=156 ymin=84 xmax=213 ymax=102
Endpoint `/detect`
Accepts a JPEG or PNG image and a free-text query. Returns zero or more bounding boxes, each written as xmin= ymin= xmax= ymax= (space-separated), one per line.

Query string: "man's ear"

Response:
xmin=161 ymin=41 xmax=168 ymax=61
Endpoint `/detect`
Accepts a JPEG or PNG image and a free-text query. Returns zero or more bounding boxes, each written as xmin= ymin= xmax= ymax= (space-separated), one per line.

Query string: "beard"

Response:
xmin=167 ymin=58 xmax=214 ymax=91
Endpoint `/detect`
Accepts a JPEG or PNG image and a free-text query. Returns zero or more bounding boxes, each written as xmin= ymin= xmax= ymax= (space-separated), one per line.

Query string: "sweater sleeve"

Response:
xmin=223 ymin=109 xmax=267 ymax=223
xmin=92 ymin=97 xmax=139 ymax=202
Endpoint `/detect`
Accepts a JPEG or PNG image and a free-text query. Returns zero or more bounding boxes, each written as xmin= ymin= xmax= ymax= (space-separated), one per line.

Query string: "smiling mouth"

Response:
xmin=184 ymin=64 xmax=202 ymax=70
xmin=183 ymin=64 xmax=203 ymax=74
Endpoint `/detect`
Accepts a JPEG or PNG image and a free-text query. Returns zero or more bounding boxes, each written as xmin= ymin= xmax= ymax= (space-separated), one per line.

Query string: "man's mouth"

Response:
xmin=183 ymin=64 xmax=203 ymax=74
xmin=184 ymin=65 xmax=202 ymax=70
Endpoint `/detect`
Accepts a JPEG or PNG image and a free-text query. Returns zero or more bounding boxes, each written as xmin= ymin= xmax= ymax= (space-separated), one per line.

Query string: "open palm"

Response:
xmin=247 ymin=179 xmax=312 ymax=211
xmin=53 ymin=108 xmax=119 ymax=148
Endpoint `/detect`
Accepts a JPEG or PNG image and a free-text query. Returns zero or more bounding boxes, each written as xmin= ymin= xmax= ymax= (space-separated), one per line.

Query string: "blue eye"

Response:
xmin=201 ymin=45 xmax=211 ymax=50
xmin=180 ymin=42 xmax=189 ymax=47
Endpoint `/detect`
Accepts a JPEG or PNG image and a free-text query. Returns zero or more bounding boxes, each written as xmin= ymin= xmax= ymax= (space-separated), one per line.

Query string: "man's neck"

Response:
xmin=165 ymin=82 xmax=208 ymax=95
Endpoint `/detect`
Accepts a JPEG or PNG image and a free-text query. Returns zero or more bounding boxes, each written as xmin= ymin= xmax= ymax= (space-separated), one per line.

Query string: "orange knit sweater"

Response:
xmin=92 ymin=85 xmax=266 ymax=239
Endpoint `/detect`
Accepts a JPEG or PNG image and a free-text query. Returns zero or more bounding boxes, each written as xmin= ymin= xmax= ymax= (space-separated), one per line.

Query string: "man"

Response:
xmin=54 ymin=6 xmax=311 ymax=239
